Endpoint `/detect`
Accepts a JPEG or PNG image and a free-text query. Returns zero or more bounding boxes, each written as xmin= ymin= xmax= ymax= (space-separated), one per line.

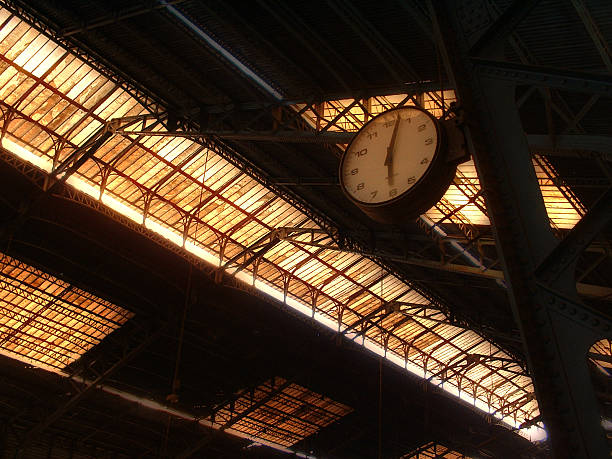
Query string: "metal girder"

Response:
xmin=177 ymin=378 xmax=292 ymax=458
xmin=428 ymin=353 xmax=529 ymax=383
xmin=107 ymin=82 xmax=451 ymax=146
xmin=272 ymin=177 xmax=338 ymax=186
xmin=218 ymin=231 xmax=282 ymax=281
xmin=472 ymin=58 xmax=612 ymax=96
xmin=0 ymin=122 xmax=113 ymax=241
xmin=199 ymin=81 xmax=449 ymax=114
xmin=276 ymin=227 xmax=612 ymax=300
xmin=50 ymin=126 xmax=114 ymax=187
xmin=111 ymin=127 xmax=354 ymax=144
xmin=19 ymin=328 xmax=162 ymax=447
xmin=434 ymin=1 xmax=610 ymax=456
xmin=109 ymin=114 xmax=612 ymax=165
xmin=4 ymin=1 xmax=169 ymax=115
xmin=60 ymin=0 xmax=186 ymax=37
xmin=481 ymin=0 xmax=599 ymax=137
xmin=570 ymin=0 xmax=612 ymax=73
xmin=470 ymin=0 xmax=541 ymax=58
xmin=341 ymin=303 xmax=387 ymax=338
xmin=0 ymin=284 xmax=73 ymax=349
xmin=220 ymin=379 xmax=293 ymax=432
xmin=536 ymin=187 xmax=612 ymax=288
xmin=527 ymin=134 xmax=612 ymax=162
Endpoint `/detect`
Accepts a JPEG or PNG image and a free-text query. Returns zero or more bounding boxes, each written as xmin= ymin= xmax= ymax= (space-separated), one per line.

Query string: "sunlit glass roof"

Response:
xmin=0 ymin=7 xmax=543 ymax=437
xmin=211 ymin=377 xmax=352 ymax=447
xmin=0 ymin=252 xmax=132 ymax=371
xmin=401 ymin=442 xmax=470 ymax=459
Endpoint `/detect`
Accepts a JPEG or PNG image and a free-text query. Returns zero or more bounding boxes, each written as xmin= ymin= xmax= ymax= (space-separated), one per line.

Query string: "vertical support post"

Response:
xmin=430 ymin=1 xmax=610 ymax=457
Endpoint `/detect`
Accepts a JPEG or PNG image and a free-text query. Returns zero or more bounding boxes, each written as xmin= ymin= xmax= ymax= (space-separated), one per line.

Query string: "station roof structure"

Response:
xmin=0 ymin=1 xmax=610 ymax=458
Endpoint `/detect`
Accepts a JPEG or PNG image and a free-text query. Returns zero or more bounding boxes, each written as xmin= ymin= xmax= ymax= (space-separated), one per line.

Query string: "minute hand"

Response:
xmin=384 ymin=114 xmax=401 ymax=166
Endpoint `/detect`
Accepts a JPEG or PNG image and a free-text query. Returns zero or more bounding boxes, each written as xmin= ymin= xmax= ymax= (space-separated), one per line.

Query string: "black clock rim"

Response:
xmin=339 ymin=105 xmax=443 ymax=209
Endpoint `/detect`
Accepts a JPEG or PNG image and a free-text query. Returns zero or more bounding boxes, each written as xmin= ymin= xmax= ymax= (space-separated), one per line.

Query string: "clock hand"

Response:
xmin=385 ymin=113 xmax=401 ymax=185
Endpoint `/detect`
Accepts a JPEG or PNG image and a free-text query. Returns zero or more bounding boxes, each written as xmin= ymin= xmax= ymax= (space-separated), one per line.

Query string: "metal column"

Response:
xmin=431 ymin=1 xmax=611 ymax=457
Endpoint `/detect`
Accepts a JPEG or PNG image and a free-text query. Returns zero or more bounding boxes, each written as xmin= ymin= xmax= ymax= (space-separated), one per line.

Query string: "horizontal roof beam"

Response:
xmin=472 ymin=58 xmax=612 ymax=96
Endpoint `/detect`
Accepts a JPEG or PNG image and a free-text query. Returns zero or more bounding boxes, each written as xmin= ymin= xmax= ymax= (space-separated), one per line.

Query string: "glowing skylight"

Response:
xmin=401 ymin=442 xmax=470 ymax=459
xmin=211 ymin=377 xmax=352 ymax=447
xmin=0 ymin=253 xmax=133 ymax=371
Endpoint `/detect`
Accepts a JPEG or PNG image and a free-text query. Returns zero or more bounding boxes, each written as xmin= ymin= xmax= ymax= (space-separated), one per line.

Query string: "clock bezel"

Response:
xmin=339 ymin=105 xmax=444 ymax=209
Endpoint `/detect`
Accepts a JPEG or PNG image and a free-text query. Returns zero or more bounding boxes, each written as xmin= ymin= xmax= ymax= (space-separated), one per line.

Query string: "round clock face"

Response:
xmin=340 ymin=106 xmax=440 ymax=206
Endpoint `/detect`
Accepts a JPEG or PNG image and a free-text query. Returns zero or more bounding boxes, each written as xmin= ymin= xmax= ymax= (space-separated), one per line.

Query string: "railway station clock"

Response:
xmin=339 ymin=106 xmax=467 ymax=223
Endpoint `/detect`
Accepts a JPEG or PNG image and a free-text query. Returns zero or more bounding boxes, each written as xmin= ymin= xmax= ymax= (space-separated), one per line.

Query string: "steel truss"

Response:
xmin=0 ymin=1 xmax=166 ymax=117
xmin=2 ymin=94 xmax=461 ymax=356
xmin=432 ymin=0 xmax=612 ymax=456
xmin=220 ymin=226 xmax=529 ymax=346
xmin=105 ymin=82 xmax=449 ymax=145
xmin=222 ymin=226 xmax=610 ymax=301
xmin=12 ymin=319 xmax=163 ymax=449
xmin=1 ymin=1 xmax=600 ymax=429
xmin=0 ymin=149 xmax=537 ymax=422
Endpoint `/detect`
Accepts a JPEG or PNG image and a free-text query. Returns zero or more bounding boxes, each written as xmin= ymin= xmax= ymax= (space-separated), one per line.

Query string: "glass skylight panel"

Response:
xmin=401 ymin=442 xmax=470 ymax=459
xmin=211 ymin=377 xmax=352 ymax=447
xmin=0 ymin=8 xmax=543 ymax=434
xmin=0 ymin=253 xmax=133 ymax=371
xmin=590 ymin=339 xmax=612 ymax=373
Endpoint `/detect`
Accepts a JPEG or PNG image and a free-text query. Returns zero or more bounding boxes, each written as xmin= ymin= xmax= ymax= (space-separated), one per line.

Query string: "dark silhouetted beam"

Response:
xmin=470 ymin=0 xmax=541 ymax=57
xmin=472 ymin=58 xmax=612 ymax=96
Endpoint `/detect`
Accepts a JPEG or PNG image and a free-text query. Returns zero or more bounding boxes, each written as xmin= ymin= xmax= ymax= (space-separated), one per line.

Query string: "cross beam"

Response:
xmin=434 ymin=1 xmax=611 ymax=456
xmin=19 ymin=328 xmax=162 ymax=446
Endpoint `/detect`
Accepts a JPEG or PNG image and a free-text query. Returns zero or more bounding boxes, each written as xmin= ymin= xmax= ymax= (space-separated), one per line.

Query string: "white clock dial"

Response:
xmin=340 ymin=107 xmax=440 ymax=205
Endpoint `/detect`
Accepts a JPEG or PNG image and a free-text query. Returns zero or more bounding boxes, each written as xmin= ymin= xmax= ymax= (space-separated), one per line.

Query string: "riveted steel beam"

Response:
xmin=470 ymin=0 xmax=541 ymax=58
xmin=472 ymin=58 xmax=612 ymax=96
xmin=527 ymin=134 xmax=612 ymax=162
xmin=536 ymin=187 xmax=612 ymax=287
xmin=433 ymin=1 xmax=610 ymax=456
xmin=19 ymin=328 xmax=162 ymax=447
xmin=570 ymin=0 xmax=612 ymax=73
